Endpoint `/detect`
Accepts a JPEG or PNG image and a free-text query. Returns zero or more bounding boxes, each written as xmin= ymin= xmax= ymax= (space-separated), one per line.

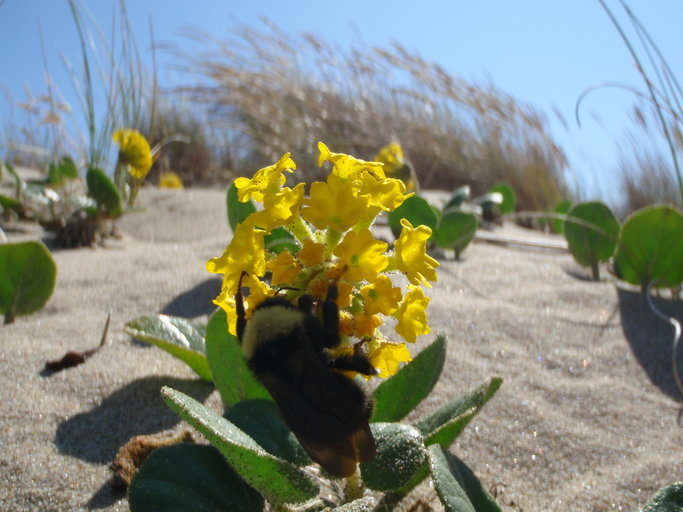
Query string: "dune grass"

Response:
xmin=175 ymin=20 xmax=569 ymax=211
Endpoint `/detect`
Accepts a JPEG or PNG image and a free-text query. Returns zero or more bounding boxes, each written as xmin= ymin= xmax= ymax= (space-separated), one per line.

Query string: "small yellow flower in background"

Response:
xmin=267 ymin=250 xmax=300 ymax=286
xmin=394 ymin=218 xmax=439 ymax=287
xmin=113 ymin=129 xmax=152 ymax=180
xmin=374 ymin=142 xmax=419 ymax=192
xmin=234 ymin=153 xmax=295 ymax=202
xmin=394 ymin=285 xmax=431 ymax=343
xmin=208 ymin=142 xmax=439 ymax=377
xmin=159 ymin=171 xmax=184 ymax=189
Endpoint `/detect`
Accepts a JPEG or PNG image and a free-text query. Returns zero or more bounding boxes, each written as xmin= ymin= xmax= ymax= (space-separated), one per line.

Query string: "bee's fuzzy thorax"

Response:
xmin=241 ymin=304 xmax=304 ymax=360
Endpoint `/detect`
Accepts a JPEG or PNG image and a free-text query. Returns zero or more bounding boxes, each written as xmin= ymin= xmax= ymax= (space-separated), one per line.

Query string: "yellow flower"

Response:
xmin=318 ymin=142 xmax=384 ymax=181
xmin=394 ymin=218 xmax=439 ymax=287
xmin=159 ymin=171 xmax=184 ymax=189
xmin=369 ymin=341 xmax=412 ymax=378
xmin=234 ymin=153 xmax=296 ymax=203
xmin=373 ymin=143 xmax=404 ymax=173
xmin=267 ymin=250 xmax=300 ymax=286
xmin=333 ymin=228 xmax=388 ymax=283
xmin=206 ymin=222 xmax=267 ymax=279
xmin=361 ymin=275 xmax=402 ymax=315
xmin=297 ymin=238 xmax=325 ymax=267
xmin=300 ymin=173 xmax=370 ymax=232
xmin=353 ymin=313 xmax=382 ymax=338
xmin=394 ymin=285 xmax=430 ymax=343
xmin=113 ymin=129 xmax=152 ymax=180
xmin=249 ymin=183 xmax=305 ymax=231
xmin=359 ymin=172 xmax=412 ymax=213
xmin=336 ymin=281 xmax=354 ymax=308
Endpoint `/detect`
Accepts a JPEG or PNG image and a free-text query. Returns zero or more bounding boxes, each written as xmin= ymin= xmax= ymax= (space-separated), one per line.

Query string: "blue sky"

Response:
xmin=1 ymin=0 xmax=681 ymax=202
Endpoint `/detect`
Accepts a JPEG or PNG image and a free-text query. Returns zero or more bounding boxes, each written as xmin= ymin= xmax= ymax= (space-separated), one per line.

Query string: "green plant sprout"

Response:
xmin=563 ymin=201 xmax=620 ymax=281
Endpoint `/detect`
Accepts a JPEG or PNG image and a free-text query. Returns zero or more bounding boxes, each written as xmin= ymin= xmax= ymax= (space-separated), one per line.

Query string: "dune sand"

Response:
xmin=1 ymin=187 xmax=681 ymax=511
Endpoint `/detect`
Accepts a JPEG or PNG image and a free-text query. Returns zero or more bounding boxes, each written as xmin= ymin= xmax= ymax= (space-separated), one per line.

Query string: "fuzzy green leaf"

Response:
xmin=86 ymin=167 xmax=122 ymax=216
xmin=227 ymin=182 xmax=257 ymax=232
xmin=225 ymin=399 xmax=309 ymax=466
xmin=639 ymin=482 xmax=683 ymax=512
xmin=488 ymin=182 xmax=516 ymax=214
xmin=124 ymin=315 xmax=211 ymax=381
xmin=371 ymin=336 xmax=446 ymax=422
xmin=613 ymin=205 xmax=683 ymax=289
xmin=360 ymin=423 xmax=426 ymax=491
xmin=413 ymin=377 xmax=502 ymax=446
xmin=128 ymin=443 xmax=264 ymax=512
xmin=564 ymin=201 xmax=619 ymax=279
xmin=387 ymin=195 xmax=439 ymax=239
xmin=205 ymin=308 xmax=272 ymax=406
xmin=0 ymin=241 xmax=56 ymax=324
xmin=428 ymin=445 xmax=502 ymax=512
xmin=436 ymin=210 xmax=478 ymax=256
xmin=162 ymin=386 xmax=319 ymax=505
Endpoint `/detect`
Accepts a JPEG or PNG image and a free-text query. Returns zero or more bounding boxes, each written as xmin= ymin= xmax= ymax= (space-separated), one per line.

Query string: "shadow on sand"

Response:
xmin=617 ymin=287 xmax=683 ymax=402
xmin=160 ymin=277 xmax=221 ymax=319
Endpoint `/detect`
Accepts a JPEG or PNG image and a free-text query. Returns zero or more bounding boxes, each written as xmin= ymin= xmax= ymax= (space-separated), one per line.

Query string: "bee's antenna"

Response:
xmin=235 ymin=271 xmax=249 ymax=342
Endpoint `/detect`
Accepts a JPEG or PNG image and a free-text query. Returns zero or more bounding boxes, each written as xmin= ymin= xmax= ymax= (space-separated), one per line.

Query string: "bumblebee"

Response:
xmin=236 ymin=274 xmax=376 ymax=477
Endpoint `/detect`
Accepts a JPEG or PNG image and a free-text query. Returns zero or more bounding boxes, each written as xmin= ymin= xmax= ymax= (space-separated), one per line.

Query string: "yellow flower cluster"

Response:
xmin=207 ymin=142 xmax=439 ymax=378
xmin=112 ymin=129 xmax=153 ymax=180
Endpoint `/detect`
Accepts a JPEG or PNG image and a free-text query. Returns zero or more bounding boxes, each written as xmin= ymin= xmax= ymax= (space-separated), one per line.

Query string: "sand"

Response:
xmin=0 ymin=187 xmax=681 ymax=511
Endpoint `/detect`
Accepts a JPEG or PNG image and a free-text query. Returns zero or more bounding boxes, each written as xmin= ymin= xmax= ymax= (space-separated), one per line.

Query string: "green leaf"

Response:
xmin=436 ymin=210 xmax=478 ymax=257
xmin=162 ymin=387 xmax=319 ymax=505
xmin=428 ymin=445 xmax=502 ymax=512
xmin=0 ymin=241 xmax=56 ymax=324
xmin=564 ymin=201 xmax=619 ymax=280
xmin=359 ymin=423 xmax=426 ymax=491
xmin=124 ymin=315 xmax=211 ymax=381
xmin=413 ymin=377 xmax=502 ymax=446
xmin=550 ymin=199 xmax=572 ymax=234
xmin=488 ymin=182 xmax=516 ymax=214
xmin=205 ymin=308 xmax=272 ymax=405
xmin=639 ymin=482 xmax=683 ymax=512
xmin=613 ymin=205 xmax=683 ymax=289
xmin=48 ymin=156 xmax=79 ymax=186
xmin=225 ymin=399 xmax=309 ymax=466
xmin=387 ymin=195 xmax=439 ymax=239
xmin=227 ymin=181 xmax=256 ymax=232
xmin=264 ymin=226 xmax=300 ymax=254
xmin=372 ymin=336 xmax=446 ymax=422
xmin=444 ymin=185 xmax=471 ymax=210
xmin=129 ymin=443 xmax=264 ymax=512
xmin=86 ymin=167 xmax=122 ymax=216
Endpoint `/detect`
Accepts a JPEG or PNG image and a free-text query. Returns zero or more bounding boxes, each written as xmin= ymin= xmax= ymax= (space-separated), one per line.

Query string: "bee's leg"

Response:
xmin=328 ymin=351 xmax=377 ymax=376
xmin=320 ymin=282 xmax=341 ymax=348
xmin=235 ymin=272 xmax=248 ymax=343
